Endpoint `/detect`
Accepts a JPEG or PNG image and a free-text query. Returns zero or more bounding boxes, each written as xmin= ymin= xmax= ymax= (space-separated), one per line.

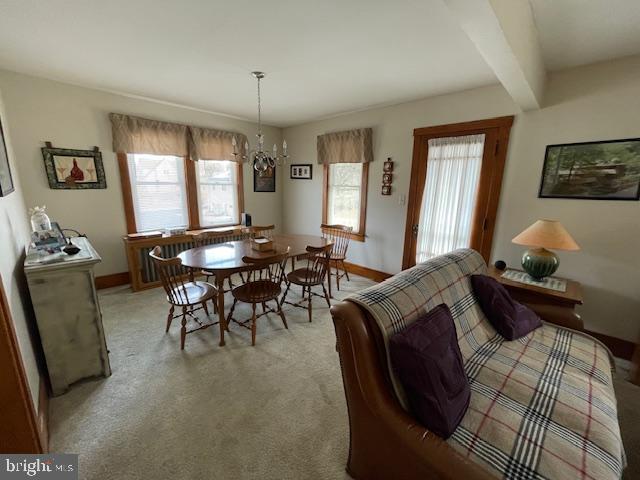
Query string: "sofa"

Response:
xmin=330 ymin=249 xmax=625 ymax=480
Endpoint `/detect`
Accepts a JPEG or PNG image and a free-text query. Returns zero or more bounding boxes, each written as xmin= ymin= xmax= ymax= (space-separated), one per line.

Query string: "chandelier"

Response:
xmin=232 ymin=71 xmax=289 ymax=172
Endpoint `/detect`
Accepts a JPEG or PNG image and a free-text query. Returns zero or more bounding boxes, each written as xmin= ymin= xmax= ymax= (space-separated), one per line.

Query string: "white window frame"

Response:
xmin=323 ymin=162 xmax=368 ymax=241
xmin=195 ymin=160 xmax=240 ymax=228
xmin=126 ymin=153 xmax=189 ymax=232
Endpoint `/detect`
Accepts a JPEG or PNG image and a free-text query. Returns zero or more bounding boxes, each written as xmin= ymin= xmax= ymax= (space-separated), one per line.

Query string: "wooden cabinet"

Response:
xmin=25 ymin=237 xmax=111 ymax=396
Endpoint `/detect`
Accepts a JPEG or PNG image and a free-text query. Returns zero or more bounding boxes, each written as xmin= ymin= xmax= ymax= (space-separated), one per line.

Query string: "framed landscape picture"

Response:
xmin=254 ymin=165 xmax=276 ymax=192
xmin=539 ymin=138 xmax=640 ymax=200
xmin=41 ymin=146 xmax=107 ymax=189
xmin=0 ymin=118 xmax=14 ymax=196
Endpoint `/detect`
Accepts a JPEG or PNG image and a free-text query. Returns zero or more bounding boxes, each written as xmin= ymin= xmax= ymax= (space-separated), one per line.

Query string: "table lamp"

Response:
xmin=512 ymin=219 xmax=580 ymax=280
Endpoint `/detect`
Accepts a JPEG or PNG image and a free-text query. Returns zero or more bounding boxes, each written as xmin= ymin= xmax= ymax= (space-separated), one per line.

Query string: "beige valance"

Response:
xmin=317 ymin=127 xmax=373 ymax=165
xmin=188 ymin=126 xmax=248 ymax=162
xmin=109 ymin=113 xmax=188 ymax=157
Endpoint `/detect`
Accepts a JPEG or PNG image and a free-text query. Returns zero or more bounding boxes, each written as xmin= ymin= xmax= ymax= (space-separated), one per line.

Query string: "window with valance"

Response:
xmin=318 ymin=127 xmax=372 ymax=241
xmin=109 ymin=113 xmax=248 ymax=233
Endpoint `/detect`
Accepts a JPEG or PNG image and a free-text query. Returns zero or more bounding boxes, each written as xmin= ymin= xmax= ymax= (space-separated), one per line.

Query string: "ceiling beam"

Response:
xmin=443 ymin=0 xmax=546 ymax=110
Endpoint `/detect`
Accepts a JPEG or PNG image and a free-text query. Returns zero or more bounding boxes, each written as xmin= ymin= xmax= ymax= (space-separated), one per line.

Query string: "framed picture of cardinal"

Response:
xmin=41 ymin=145 xmax=107 ymax=189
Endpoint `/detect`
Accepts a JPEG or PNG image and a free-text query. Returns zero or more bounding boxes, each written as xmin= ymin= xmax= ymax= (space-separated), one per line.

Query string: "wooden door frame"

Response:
xmin=0 ymin=273 xmax=44 ymax=453
xmin=402 ymin=116 xmax=514 ymax=269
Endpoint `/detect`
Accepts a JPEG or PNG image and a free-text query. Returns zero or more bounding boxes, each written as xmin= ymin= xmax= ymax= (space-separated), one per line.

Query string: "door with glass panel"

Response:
xmin=402 ymin=117 xmax=513 ymax=269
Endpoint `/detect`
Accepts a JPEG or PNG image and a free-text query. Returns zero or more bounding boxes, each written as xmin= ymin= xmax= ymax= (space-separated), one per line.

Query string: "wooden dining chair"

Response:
xmin=244 ymin=224 xmax=275 ymax=240
xmin=226 ymin=248 xmax=290 ymax=346
xmin=320 ymin=224 xmax=353 ymax=290
xmin=149 ymin=246 xmax=218 ymax=350
xmin=193 ymin=229 xmax=239 ymax=289
xmin=281 ymin=244 xmax=332 ymax=322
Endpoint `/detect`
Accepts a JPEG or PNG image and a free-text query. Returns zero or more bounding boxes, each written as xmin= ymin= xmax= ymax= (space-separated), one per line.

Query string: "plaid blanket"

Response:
xmin=347 ymin=249 xmax=625 ymax=480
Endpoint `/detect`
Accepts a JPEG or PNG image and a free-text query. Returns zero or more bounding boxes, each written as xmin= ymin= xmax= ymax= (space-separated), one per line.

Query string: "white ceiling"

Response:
xmin=529 ymin=0 xmax=640 ymax=71
xmin=0 ymin=1 xmax=639 ymax=126
xmin=0 ymin=0 xmax=497 ymax=126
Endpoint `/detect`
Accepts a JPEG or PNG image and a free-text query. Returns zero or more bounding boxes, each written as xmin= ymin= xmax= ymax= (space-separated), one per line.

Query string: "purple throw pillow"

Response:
xmin=389 ymin=304 xmax=470 ymax=439
xmin=470 ymin=274 xmax=542 ymax=340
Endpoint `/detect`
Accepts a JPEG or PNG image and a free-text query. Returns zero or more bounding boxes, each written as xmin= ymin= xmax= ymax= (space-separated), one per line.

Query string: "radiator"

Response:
xmin=129 ymin=232 xmax=250 ymax=290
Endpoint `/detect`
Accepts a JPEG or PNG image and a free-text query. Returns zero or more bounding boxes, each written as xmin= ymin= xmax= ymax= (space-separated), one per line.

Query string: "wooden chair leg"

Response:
xmin=322 ymin=284 xmax=331 ymax=307
xmin=180 ymin=306 xmax=187 ymax=350
xmin=335 ymin=262 xmax=341 ymax=290
xmin=226 ymin=298 xmax=238 ymax=329
xmin=251 ymin=303 xmax=257 ymax=346
xmin=307 ymin=286 xmax=312 ymax=323
xmin=281 ymin=281 xmax=291 ymax=304
xmin=276 ymin=298 xmax=288 ymax=329
xmin=166 ymin=305 xmax=175 ymax=333
xmin=202 ymin=301 xmax=209 ymax=316
xmin=342 ymin=260 xmax=350 ymax=282
xmin=262 ymin=302 xmax=267 ymax=313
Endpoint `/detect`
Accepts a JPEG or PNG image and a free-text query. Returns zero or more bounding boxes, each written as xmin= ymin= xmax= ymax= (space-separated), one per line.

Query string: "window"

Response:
xmin=127 ymin=154 xmax=189 ymax=232
xmin=323 ymin=162 xmax=368 ymax=240
xmin=118 ymin=153 xmax=244 ymax=234
xmin=196 ymin=160 xmax=239 ymax=227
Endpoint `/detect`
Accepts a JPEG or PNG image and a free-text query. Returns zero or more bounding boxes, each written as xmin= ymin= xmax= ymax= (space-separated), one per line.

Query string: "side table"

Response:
xmin=487 ymin=266 xmax=584 ymax=331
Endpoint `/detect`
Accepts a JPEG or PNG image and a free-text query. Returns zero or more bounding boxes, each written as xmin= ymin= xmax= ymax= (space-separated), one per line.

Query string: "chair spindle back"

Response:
xmin=241 ymin=248 xmax=290 ymax=295
xmin=244 ymin=224 xmax=275 ymax=240
xmin=193 ymin=229 xmax=237 ymax=247
xmin=320 ymin=224 xmax=353 ymax=259
xmin=299 ymin=244 xmax=333 ymax=284
xmin=149 ymin=246 xmax=191 ymax=304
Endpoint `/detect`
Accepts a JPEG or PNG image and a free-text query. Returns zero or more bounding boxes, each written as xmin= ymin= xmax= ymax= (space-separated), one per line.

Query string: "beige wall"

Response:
xmin=282 ymin=55 xmax=640 ymax=341
xmin=0 ymin=87 xmax=41 ymax=409
xmin=0 ymin=70 xmax=283 ymax=277
xmin=1 ymin=56 xmax=638 ymax=342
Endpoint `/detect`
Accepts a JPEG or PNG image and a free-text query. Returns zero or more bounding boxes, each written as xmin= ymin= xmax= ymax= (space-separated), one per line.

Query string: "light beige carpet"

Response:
xmin=49 ymin=274 xmax=374 ymax=479
xmin=49 ymin=274 xmax=640 ymax=479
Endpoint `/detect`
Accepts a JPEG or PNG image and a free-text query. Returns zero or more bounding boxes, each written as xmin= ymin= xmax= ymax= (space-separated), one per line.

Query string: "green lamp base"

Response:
xmin=521 ymin=247 xmax=559 ymax=281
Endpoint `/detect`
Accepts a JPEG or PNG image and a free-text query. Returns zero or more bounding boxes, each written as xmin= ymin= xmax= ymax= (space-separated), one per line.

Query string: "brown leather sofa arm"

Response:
xmin=331 ymin=301 xmax=496 ymax=480
xmin=524 ymin=302 xmax=584 ymax=331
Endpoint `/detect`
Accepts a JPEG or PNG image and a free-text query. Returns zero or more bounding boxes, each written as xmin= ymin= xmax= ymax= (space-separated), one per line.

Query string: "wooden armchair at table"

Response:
xmin=244 ymin=224 xmax=275 ymax=240
xmin=226 ymin=248 xmax=290 ymax=346
xmin=320 ymin=223 xmax=353 ymax=291
xmin=281 ymin=244 xmax=332 ymax=322
xmin=193 ymin=229 xmax=239 ymax=290
xmin=149 ymin=246 xmax=218 ymax=350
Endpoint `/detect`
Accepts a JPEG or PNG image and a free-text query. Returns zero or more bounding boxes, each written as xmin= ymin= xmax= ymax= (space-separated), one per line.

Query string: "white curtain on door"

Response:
xmin=416 ymin=134 xmax=485 ymax=263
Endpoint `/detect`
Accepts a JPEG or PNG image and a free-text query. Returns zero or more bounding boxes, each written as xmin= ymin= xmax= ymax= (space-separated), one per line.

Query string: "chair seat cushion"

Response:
xmin=470 ymin=274 xmax=542 ymax=340
xmin=287 ymin=268 xmax=322 ymax=286
xmin=389 ymin=304 xmax=470 ymax=439
xmin=232 ymin=280 xmax=281 ymax=303
xmin=168 ymin=281 xmax=217 ymax=306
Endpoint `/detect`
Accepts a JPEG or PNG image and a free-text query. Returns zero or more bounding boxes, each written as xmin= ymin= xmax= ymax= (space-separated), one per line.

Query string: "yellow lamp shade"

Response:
xmin=512 ymin=220 xmax=580 ymax=251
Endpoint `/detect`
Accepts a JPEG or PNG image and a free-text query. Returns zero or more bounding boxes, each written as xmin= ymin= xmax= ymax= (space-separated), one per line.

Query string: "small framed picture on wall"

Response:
xmin=290 ymin=164 xmax=312 ymax=179
xmin=254 ymin=165 xmax=276 ymax=192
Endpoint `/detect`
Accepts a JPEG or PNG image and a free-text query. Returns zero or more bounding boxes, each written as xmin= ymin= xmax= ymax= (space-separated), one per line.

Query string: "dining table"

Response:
xmin=177 ymin=233 xmax=333 ymax=346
